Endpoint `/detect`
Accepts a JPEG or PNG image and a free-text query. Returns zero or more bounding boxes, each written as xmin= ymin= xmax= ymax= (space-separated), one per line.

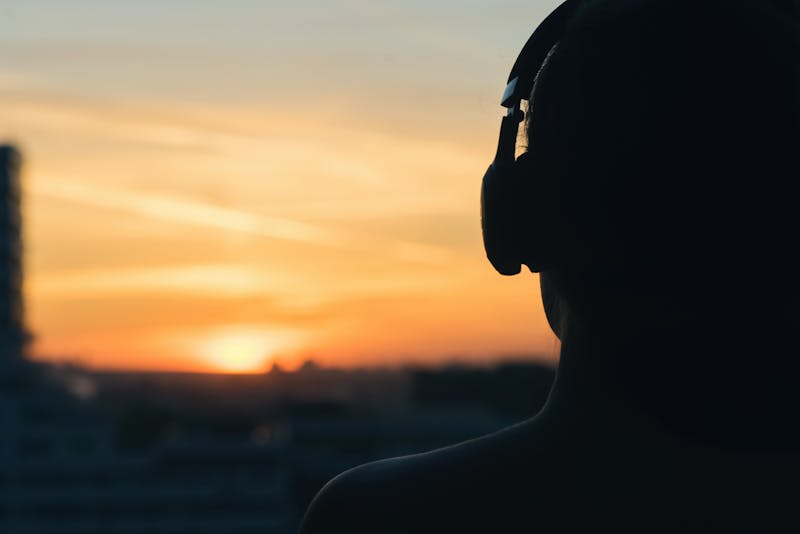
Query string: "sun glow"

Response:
xmin=197 ymin=327 xmax=299 ymax=373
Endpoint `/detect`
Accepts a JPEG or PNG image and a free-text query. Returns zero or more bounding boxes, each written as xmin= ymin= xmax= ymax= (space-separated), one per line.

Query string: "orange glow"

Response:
xmin=180 ymin=327 xmax=301 ymax=373
xmin=201 ymin=333 xmax=271 ymax=373
xmin=7 ymin=1 xmax=566 ymax=372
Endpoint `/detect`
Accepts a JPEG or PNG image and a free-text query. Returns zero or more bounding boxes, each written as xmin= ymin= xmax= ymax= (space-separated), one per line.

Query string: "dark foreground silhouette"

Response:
xmin=302 ymin=1 xmax=800 ymax=531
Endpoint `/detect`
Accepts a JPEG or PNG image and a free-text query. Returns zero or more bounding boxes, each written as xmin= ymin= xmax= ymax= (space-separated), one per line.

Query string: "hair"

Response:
xmin=525 ymin=0 xmax=800 ymax=448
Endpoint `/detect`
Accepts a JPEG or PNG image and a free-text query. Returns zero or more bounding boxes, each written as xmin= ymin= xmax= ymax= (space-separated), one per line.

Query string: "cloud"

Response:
xmin=34 ymin=176 xmax=457 ymax=265
xmin=28 ymin=260 xmax=462 ymax=308
xmin=29 ymin=264 xmax=282 ymax=298
xmin=37 ymin=178 xmax=339 ymax=244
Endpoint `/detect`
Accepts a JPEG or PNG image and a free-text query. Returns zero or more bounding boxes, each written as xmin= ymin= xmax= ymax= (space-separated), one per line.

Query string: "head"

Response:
xmin=526 ymin=0 xmax=800 ymax=341
xmin=522 ymin=0 xmax=800 ymax=446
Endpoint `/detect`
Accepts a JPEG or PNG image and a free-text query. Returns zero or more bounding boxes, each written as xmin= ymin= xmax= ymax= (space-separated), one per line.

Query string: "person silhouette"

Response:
xmin=301 ymin=1 xmax=800 ymax=531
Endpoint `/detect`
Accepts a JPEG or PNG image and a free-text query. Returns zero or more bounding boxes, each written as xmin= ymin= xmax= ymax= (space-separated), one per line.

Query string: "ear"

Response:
xmin=539 ymin=272 xmax=564 ymax=340
xmin=515 ymin=151 xmax=557 ymax=273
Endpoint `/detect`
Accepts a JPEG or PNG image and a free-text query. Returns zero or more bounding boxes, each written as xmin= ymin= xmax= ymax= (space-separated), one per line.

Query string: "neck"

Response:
xmin=545 ymin=318 xmax=800 ymax=452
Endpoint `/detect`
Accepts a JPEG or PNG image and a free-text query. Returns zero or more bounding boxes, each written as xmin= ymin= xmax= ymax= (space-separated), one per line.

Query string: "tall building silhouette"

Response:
xmin=0 ymin=144 xmax=27 ymax=359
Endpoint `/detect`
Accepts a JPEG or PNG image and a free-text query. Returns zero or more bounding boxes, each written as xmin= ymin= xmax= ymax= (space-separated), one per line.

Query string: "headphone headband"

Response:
xmin=503 ymin=0 xmax=799 ymax=112
xmin=501 ymin=0 xmax=583 ymax=111
xmin=493 ymin=0 xmax=583 ymax=167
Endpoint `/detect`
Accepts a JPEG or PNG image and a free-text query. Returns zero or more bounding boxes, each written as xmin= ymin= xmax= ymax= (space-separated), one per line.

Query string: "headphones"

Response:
xmin=481 ymin=0 xmax=800 ymax=277
xmin=481 ymin=0 xmax=582 ymax=276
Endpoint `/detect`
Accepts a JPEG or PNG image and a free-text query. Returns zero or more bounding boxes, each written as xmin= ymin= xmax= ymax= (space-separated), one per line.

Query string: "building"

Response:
xmin=0 ymin=144 xmax=27 ymax=362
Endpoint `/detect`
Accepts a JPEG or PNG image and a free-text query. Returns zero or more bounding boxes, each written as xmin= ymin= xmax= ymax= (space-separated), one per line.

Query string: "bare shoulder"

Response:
xmin=299 ymin=418 xmax=557 ymax=534
xmin=299 ymin=455 xmax=413 ymax=534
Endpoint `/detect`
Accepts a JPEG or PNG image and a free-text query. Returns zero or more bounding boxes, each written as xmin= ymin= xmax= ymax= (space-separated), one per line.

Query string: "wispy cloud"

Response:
xmin=29 ymin=264 xmax=284 ymax=298
xmin=34 ymin=177 xmax=457 ymax=265
xmin=37 ymin=178 xmax=339 ymax=244
xmin=29 ymin=262 xmax=460 ymax=303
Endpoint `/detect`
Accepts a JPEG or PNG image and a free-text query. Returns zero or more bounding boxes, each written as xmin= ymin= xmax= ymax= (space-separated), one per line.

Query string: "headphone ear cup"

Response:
xmin=482 ymin=150 xmax=554 ymax=275
xmin=481 ymin=157 xmax=524 ymax=276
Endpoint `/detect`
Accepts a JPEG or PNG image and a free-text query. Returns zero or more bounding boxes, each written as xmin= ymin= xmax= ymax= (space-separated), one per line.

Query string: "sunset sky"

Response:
xmin=1 ymin=0 xmax=562 ymax=372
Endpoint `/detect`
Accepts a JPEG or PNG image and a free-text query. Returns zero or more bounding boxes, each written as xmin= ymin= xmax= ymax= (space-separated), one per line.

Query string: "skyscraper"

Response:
xmin=0 ymin=145 xmax=27 ymax=359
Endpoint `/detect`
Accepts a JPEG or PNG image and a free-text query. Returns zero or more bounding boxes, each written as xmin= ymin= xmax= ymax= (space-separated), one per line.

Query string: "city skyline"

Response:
xmin=1 ymin=0 xmax=562 ymax=372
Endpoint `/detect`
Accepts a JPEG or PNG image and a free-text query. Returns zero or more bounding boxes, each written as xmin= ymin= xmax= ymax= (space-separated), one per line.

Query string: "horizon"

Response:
xmin=61 ymin=354 xmax=557 ymax=376
xmin=3 ymin=0 xmax=563 ymax=373
xmin=78 ymin=353 xmax=558 ymax=374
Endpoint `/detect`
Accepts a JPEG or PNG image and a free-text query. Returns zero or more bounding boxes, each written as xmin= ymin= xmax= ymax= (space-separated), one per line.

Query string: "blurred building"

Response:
xmin=0 ymin=145 xmax=27 ymax=362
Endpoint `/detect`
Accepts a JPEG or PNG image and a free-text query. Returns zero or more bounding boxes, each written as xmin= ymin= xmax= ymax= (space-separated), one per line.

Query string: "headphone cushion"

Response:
xmin=481 ymin=159 xmax=523 ymax=275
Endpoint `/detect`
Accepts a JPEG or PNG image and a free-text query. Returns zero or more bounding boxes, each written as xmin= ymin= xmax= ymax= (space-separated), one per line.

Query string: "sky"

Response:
xmin=1 ymin=0 xmax=563 ymax=373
